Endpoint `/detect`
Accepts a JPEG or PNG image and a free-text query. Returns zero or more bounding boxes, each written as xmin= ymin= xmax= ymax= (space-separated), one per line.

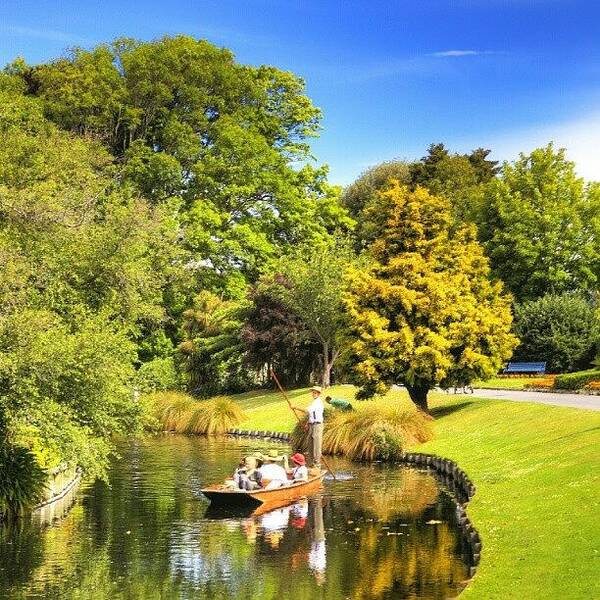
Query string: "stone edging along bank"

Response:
xmin=227 ymin=428 xmax=481 ymax=576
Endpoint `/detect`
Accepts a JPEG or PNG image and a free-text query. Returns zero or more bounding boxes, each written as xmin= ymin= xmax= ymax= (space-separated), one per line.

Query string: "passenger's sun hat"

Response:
xmin=309 ymin=385 xmax=323 ymax=394
xmin=261 ymin=449 xmax=284 ymax=462
xmin=291 ymin=452 xmax=306 ymax=466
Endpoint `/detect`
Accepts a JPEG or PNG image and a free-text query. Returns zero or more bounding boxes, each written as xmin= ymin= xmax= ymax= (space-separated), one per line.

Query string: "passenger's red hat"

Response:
xmin=291 ymin=452 xmax=306 ymax=466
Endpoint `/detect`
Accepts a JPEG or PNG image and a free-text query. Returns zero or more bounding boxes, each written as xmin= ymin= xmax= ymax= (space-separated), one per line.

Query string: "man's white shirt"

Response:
xmin=307 ymin=396 xmax=324 ymax=424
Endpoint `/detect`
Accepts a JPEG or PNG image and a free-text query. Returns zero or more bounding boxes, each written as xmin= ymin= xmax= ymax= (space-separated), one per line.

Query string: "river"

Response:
xmin=0 ymin=434 xmax=473 ymax=599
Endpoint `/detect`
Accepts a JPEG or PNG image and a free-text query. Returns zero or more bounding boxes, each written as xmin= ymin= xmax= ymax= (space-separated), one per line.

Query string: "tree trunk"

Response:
xmin=405 ymin=381 xmax=431 ymax=414
xmin=321 ymin=340 xmax=332 ymax=387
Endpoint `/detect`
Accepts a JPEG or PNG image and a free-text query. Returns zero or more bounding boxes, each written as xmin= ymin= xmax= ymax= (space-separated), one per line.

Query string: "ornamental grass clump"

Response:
xmin=149 ymin=392 xmax=196 ymax=431
xmin=147 ymin=392 xmax=246 ymax=435
xmin=182 ymin=396 xmax=246 ymax=435
xmin=291 ymin=406 xmax=433 ymax=462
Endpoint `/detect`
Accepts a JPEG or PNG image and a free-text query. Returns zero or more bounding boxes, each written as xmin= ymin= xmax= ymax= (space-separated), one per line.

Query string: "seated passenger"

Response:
xmin=258 ymin=450 xmax=289 ymax=489
xmin=289 ymin=452 xmax=309 ymax=482
xmin=235 ymin=455 xmax=262 ymax=491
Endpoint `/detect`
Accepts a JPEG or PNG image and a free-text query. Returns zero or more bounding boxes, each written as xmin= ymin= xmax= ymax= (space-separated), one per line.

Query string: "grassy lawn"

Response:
xmin=235 ymin=385 xmax=600 ymax=599
xmin=474 ymin=377 xmax=532 ymax=390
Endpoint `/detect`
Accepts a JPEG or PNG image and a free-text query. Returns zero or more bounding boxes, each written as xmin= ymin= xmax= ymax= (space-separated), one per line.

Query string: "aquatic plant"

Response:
xmin=0 ymin=443 xmax=46 ymax=520
xmin=291 ymin=406 xmax=433 ymax=461
xmin=147 ymin=392 xmax=246 ymax=435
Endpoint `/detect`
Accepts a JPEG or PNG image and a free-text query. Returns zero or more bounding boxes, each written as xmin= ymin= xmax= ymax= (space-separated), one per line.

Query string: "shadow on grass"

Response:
xmin=430 ymin=401 xmax=475 ymax=419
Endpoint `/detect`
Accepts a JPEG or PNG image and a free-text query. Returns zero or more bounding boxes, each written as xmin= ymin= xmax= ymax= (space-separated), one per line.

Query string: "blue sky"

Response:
xmin=1 ymin=0 xmax=599 ymax=184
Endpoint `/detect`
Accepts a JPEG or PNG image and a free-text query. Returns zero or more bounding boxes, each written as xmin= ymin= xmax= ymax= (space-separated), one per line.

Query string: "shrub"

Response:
xmin=135 ymin=357 xmax=179 ymax=394
xmin=554 ymin=370 xmax=600 ymax=390
xmin=291 ymin=406 xmax=433 ymax=461
xmin=148 ymin=391 xmax=196 ymax=431
xmin=0 ymin=443 xmax=46 ymax=520
xmin=513 ymin=293 xmax=599 ymax=373
xmin=182 ymin=396 xmax=246 ymax=435
xmin=146 ymin=392 xmax=246 ymax=435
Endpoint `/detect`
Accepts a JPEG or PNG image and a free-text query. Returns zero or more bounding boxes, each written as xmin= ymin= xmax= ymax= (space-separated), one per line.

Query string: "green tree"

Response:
xmin=270 ymin=237 xmax=358 ymax=387
xmin=0 ymin=74 xmax=179 ymax=480
xmin=344 ymin=182 xmax=517 ymax=412
xmin=341 ymin=160 xmax=411 ymax=220
xmin=409 ymin=143 xmax=498 ymax=221
xmin=477 ymin=144 xmax=600 ymax=301
xmin=178 ymin=291 xmax=248 ymax=396
xmin=19 ymin=36 xmax=351 ymax=293
xmin=513 ymin=293 xmax=599 ymax=373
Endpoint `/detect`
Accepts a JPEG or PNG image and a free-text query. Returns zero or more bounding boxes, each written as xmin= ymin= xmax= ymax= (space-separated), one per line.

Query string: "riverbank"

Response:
xmin=235 ymin=386 xmax=600 ymax=599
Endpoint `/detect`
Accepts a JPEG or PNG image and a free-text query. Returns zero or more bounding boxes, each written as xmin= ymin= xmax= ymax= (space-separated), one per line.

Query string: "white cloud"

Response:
xmin=431 ymin=50 xmax=500 ymax=58
xmin=484 ymin=112 xmax=600 ymax=181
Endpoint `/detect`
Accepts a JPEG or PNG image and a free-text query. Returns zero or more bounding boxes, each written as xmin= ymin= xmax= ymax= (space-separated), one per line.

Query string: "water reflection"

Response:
xmin=0 ymin=435 xmax=472 ymax=599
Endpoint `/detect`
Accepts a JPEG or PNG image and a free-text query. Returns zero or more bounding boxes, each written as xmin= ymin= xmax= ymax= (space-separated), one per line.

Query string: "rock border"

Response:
xmin=227 ymin=428 xmax=481 ymax=575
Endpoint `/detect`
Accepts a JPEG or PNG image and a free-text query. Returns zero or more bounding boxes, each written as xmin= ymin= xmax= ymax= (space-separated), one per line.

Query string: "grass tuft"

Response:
xmin=146 ymin=391 xmax=246 ymax=435
xmin=291 ymin=405 xmax=433 ymax=461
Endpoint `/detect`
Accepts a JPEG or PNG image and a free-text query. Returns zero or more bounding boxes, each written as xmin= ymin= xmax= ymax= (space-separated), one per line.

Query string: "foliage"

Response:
xmin=291 ymin=405 xmax=433 ymax=461
xmin=135 ymin=357 xmax=180 ymax=394
xmin=18 ymin=36 xmax=351 ymax=293
xmin=182 ymin=396 xmax=246 ymax=435
xmin=270 ymin=236 xmax=359 ymax=386
xmin=513 ymin=293 xmax=599 ymax=372
xmin=409 ymin=143 xmax=498 ymax=221
xmin=178 ymin=291 xmax=250 ymax=396
xmin=0 ymin=442 xmax=46 ymax=519
xmin=0 ymin=73 xmax=178 ymax=490
xmin=147 ymin=391 xmax=196 ymax=431
xmin=147 ymin=391 xmax=246 ymax=434
xmin=554 ymin=369 xmax=600 ymax=390
xmin=343 ymin=182 xmax=517 ymax=411
xmin=477 ymin=145 xmax=600 ymax=301
xmin=341 ymin=160 xmax=410 ymax=221
xmin=241 ymin=279 xmax=320 ymax=387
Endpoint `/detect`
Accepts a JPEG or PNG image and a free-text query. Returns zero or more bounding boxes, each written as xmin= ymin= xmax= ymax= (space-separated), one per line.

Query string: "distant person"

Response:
xmin=289 ymin=453 xmax=309 ymax=482
xmin=325 ymin=396 xmax=353 ymax=411
xmin=292 ymin=385 xmax=324 ymax=469
xmin=258 ymin=450 xmax=289 ymax=489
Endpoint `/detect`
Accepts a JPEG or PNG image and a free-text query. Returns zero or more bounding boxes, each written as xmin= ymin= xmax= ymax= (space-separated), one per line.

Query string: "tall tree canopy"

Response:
xmin=270 ymin=237 xmax=358 ymax=387
xmin=344 ymin=182 xmax=517 ymax=412
xmin=477 ymin=145 xmax=600 ymax=301
xmin=16 ymin=36 xmax=351 ymax=293
xmin=0 ymin=74 xmax=178 ymax=476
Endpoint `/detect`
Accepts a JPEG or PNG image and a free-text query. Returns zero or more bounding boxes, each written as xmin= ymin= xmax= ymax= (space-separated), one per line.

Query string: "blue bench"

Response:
xmin=503 ymin=362 xmax=547 ymax=375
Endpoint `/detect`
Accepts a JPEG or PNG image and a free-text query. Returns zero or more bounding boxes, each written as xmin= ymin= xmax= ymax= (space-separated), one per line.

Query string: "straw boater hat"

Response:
xmin=261 ymin=449 xmax=284 ymax=462
xmin=310 ymin=385 xmax=322 ymax=394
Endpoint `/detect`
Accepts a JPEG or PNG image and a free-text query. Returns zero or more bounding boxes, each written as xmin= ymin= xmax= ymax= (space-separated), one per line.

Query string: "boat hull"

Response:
xmin=201 ymin=472 xmax=326 ymax=514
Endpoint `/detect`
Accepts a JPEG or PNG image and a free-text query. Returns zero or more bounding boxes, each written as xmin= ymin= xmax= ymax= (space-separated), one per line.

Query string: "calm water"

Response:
xmin=0 ymin=435 xmax=472 ymax=599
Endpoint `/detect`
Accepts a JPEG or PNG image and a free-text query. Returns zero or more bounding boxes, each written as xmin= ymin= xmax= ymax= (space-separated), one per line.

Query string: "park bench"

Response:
xmin=503 ymin=361 xmax=547 ymax=375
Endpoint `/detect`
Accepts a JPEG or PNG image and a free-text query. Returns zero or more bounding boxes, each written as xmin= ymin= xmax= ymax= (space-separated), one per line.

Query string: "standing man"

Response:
xmin=292 ymin=386 xmax=324 ymax=469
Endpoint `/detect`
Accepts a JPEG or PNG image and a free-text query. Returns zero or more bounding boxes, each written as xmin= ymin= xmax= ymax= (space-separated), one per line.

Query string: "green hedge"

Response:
xmin=554 ymin=369 xmax=600 ymax=390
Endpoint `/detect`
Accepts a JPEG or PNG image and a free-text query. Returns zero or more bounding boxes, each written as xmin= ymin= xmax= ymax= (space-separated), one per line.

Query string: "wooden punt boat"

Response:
xmin=201 ymin=471 xmax=326 ymax=514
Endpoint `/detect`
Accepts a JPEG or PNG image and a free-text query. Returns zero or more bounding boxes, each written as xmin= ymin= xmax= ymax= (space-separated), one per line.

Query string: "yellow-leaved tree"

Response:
xmin=343 ymin=181 xmax=517 ymax=412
